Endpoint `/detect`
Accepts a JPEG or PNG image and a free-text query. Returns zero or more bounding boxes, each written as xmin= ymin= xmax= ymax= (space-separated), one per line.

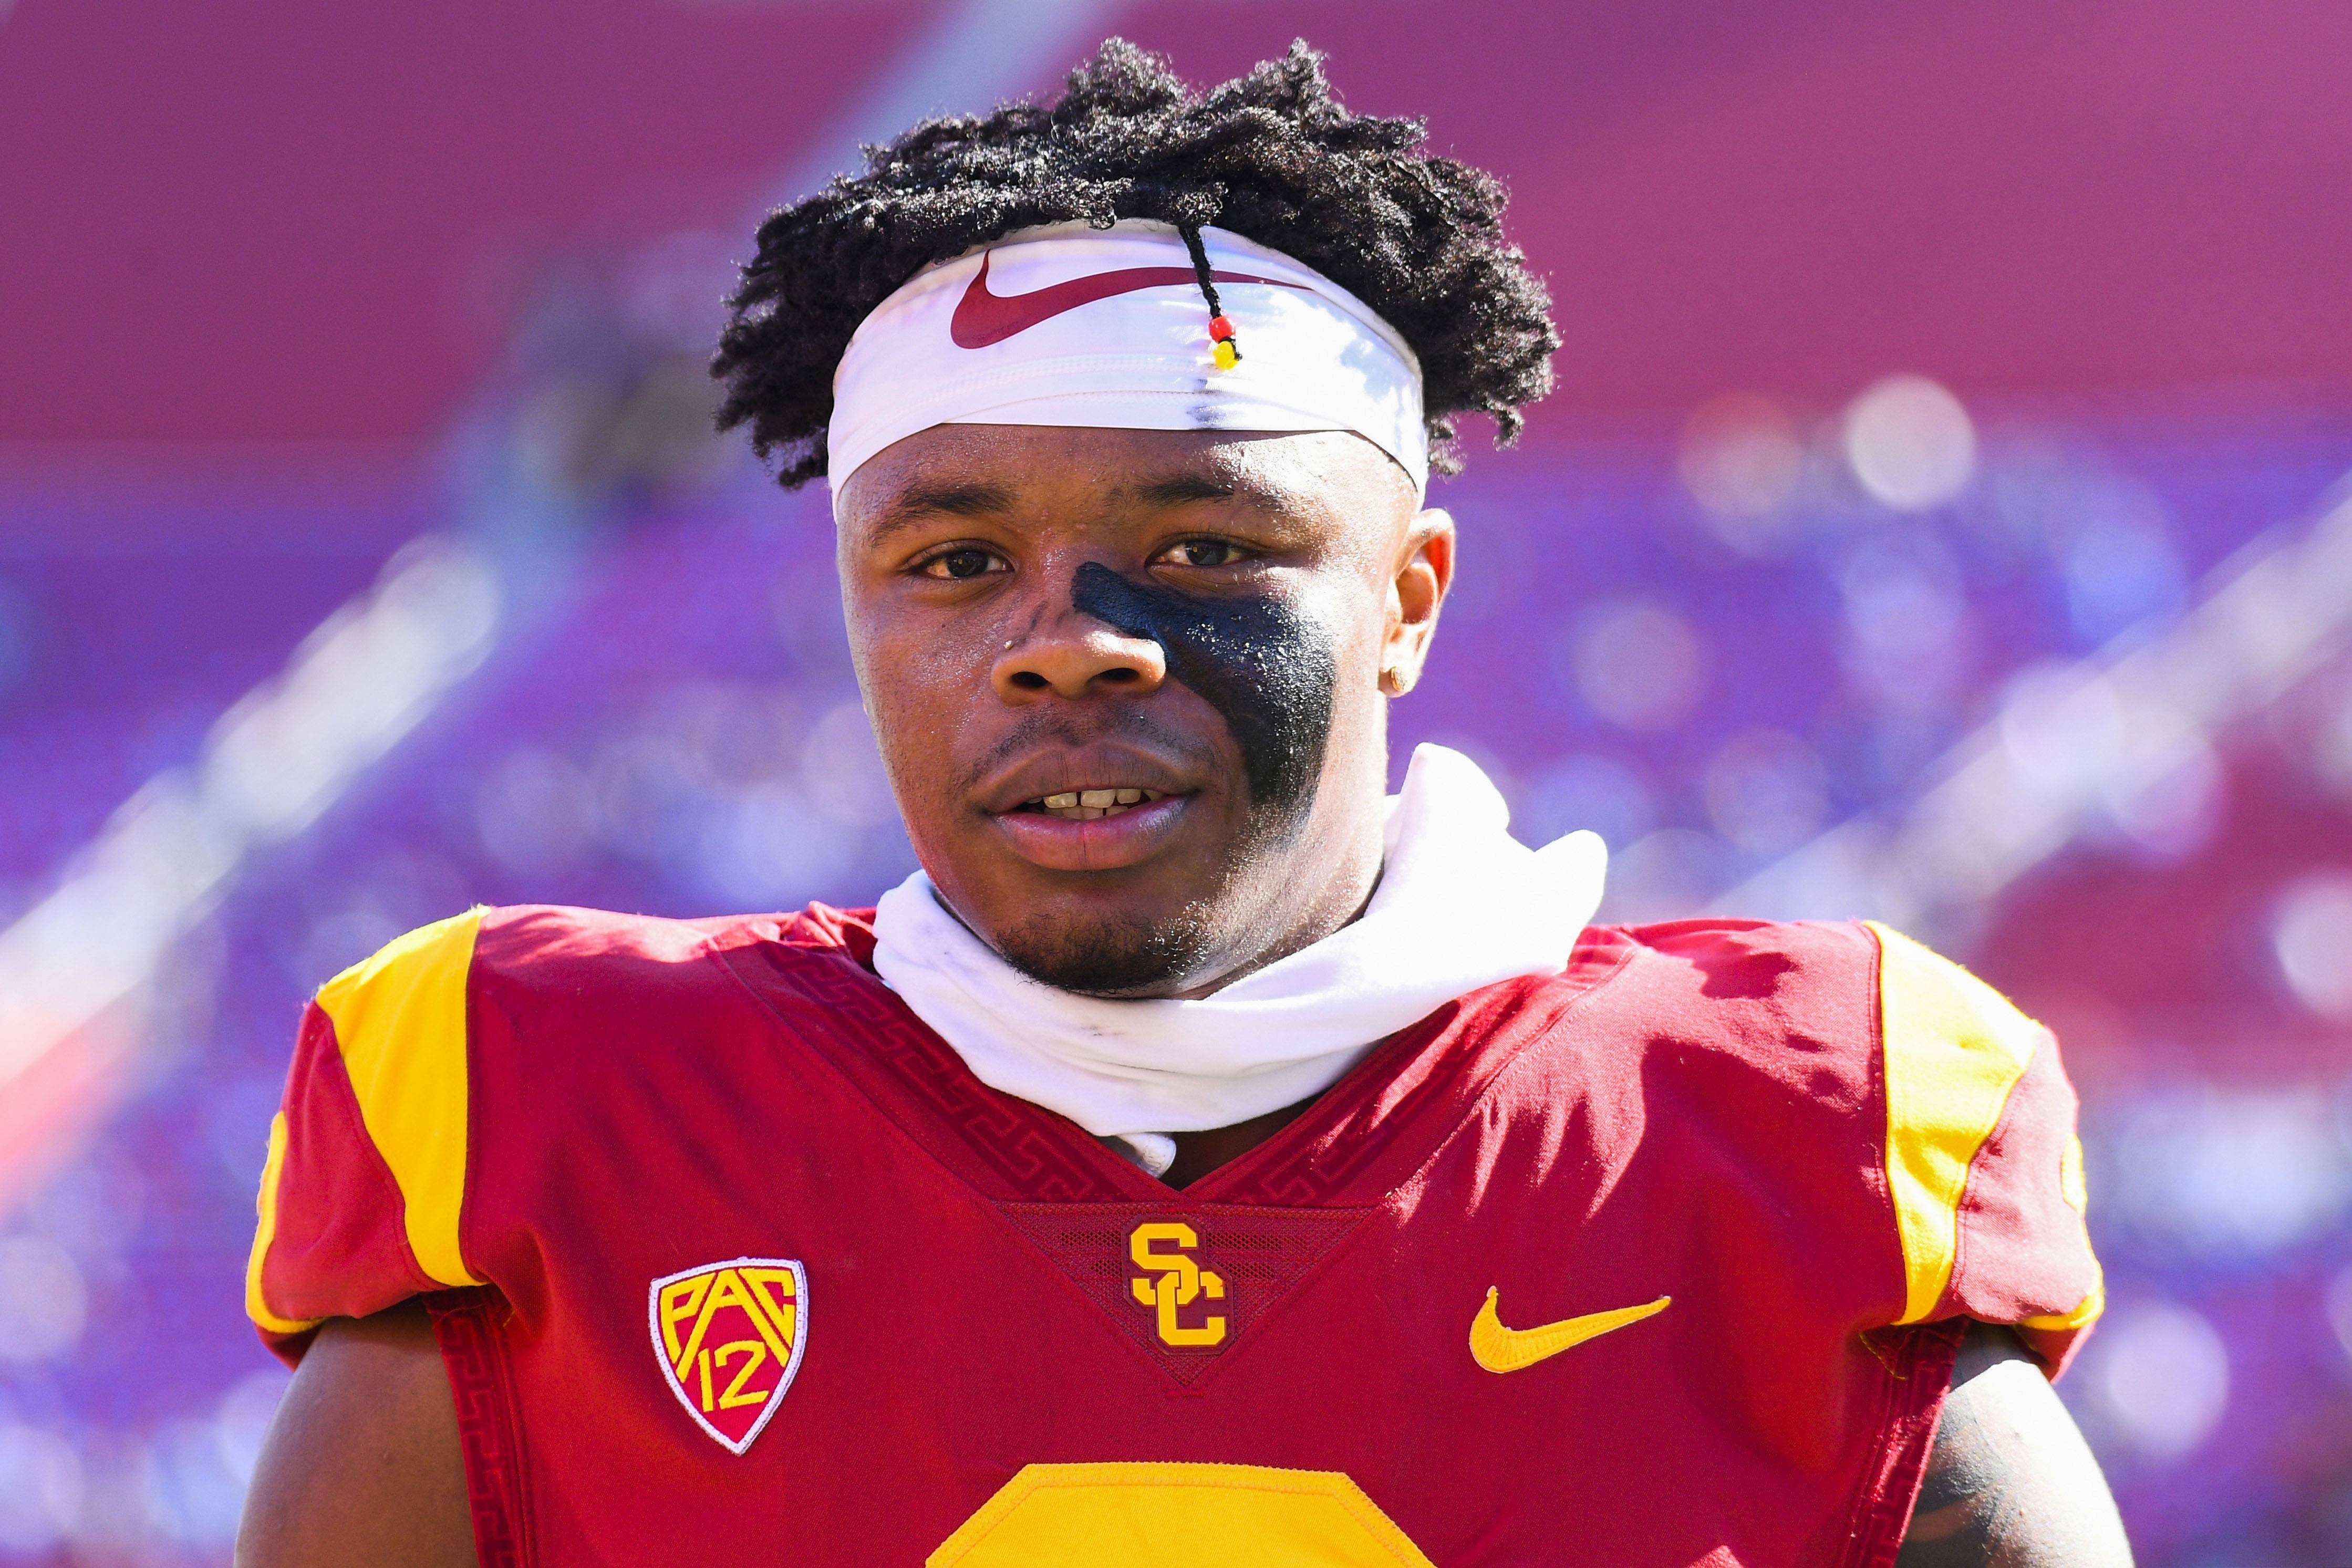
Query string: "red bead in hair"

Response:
xmin=1208 ymin=315 xmax=1236 ymax=341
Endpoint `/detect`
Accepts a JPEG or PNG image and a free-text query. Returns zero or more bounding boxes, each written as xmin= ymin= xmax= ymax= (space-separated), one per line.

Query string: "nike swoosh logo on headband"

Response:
xmin=949 ymin=249 xmax=1303 ymax=349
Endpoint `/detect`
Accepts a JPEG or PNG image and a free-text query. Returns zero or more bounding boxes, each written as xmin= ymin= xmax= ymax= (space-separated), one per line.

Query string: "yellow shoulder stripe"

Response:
xmin=315 ymin=907 xmax=488 ymax=1288
xmin=1870 ymin=921 xmax=2040 ymax=1324
xmin=245 ymin=1111 xmax=323 ymax=1335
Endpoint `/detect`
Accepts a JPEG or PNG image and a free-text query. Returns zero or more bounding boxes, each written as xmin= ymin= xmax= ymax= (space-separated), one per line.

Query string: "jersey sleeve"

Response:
xmin=245 ymin=907 xmax=488 ymax=1362
xmin=1868 ymin=921 xmax=2104 ymax=1374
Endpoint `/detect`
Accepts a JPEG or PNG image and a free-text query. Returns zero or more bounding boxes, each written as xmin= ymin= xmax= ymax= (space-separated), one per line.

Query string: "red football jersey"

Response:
xmin=246 ymin=904 xmax=2101 ymax=1567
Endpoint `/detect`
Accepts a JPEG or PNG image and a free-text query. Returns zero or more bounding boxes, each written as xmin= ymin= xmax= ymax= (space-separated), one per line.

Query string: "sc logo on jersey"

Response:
xmin=1127 ymin=1221 xmax=1227 ymax=1348
xmin=649 ymin=1257 xmax=807 ymax=1453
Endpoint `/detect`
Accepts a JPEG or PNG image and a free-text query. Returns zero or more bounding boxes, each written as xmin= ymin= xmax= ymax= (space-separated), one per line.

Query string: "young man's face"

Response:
xmin=836 ymin=424 xmax=1452 ymax=998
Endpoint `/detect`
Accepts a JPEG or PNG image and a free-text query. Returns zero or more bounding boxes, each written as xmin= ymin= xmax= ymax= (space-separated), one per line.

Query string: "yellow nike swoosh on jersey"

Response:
xmin=1468 ymin=1286 xmax=1672 ymax=1374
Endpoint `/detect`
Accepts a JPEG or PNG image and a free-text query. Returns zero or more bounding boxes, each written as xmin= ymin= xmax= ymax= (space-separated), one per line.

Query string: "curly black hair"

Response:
xmin=712 ymin=38 xmax=1558 ymax=490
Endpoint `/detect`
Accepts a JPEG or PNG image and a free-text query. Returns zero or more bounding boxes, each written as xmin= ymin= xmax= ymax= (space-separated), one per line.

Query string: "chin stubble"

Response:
xmin=990 ymin=903 xmax=1220 ymax=996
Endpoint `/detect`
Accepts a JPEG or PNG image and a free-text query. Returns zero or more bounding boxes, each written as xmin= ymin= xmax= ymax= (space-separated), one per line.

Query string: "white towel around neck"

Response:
xmin=869 ymin=745 xmax=1607 ymax=1165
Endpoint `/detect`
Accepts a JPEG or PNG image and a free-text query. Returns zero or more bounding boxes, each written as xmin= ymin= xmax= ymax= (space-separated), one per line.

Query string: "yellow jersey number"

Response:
xmin=929 ymin=1462 xmax=1435 ymax=1566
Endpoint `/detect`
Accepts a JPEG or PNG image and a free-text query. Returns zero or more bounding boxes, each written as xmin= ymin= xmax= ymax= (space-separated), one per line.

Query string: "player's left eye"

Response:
xmin=1154 ymin=538 xmax=1249 ymax=568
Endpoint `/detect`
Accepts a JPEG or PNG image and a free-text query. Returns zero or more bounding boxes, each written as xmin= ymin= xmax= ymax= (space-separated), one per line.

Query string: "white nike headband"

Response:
xmin=824 ymin=221 xmax=1429 ymax=514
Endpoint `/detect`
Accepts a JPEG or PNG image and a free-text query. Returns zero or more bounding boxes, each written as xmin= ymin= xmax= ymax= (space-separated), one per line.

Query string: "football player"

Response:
xmin=237 ymin=41 xmax=2131 ymax=1567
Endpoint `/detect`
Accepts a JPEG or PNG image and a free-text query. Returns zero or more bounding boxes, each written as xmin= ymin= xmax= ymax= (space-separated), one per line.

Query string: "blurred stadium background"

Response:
xmin=4 ymin=0 xmax=2351 ymax=1561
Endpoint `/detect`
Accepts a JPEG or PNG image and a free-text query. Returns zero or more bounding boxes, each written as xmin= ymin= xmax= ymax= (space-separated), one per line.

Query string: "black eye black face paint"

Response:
xmin=1071 ymin=560 xmax=1336 ymax=814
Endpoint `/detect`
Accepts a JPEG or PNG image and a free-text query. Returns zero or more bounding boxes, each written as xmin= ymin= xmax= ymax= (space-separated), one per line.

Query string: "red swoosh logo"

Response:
xmin=949 ymin=250 xmax=1303 ymax=349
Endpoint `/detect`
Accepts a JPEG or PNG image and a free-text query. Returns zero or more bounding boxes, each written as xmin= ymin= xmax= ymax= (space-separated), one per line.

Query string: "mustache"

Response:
xmin=956 ymin=705 xmax=1224 ymax=797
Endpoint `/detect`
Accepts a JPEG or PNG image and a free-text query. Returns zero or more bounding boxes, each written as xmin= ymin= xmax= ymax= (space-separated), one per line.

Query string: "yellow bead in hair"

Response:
xmin=1212 ymin=339 xmax=1240 ymax=370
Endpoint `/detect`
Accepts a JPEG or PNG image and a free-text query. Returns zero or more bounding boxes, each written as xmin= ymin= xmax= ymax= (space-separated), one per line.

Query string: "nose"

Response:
xmin=992 ymin=584 xmax=1167 ymax=702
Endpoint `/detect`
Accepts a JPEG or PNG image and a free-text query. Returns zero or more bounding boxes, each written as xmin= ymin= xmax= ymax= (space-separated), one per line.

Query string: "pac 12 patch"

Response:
xmin=649 ymin=1257 xmax=807 ymax=1453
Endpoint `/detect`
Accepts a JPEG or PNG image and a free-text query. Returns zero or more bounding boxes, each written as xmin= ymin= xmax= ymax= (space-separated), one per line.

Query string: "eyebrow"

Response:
xmin=1116 ymin=471 xmax=1282 ymax=513
xmin=863 ymin=480 xmax=1019 ymax=548
xmin=1123 ymin=472 xmax=1236 ymax=508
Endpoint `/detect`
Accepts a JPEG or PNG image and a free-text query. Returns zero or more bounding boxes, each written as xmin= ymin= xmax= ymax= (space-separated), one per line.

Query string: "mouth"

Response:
xmin=985 ymin=780 xmax=1196 ymax=873
xmin=974 ymin=744 xmax=1208 ymax=873
xmin=1009 ymin=786 xmax=1173 ymax=823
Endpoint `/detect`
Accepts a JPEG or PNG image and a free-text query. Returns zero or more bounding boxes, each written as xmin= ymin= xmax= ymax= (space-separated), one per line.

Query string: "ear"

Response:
xmin=1380 ymin=507 xmax=1455 ymax=697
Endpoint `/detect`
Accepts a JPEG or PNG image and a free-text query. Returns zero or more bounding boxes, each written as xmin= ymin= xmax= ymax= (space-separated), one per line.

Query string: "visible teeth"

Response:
xmin=1024 ymin=786 xmax=1173 ymax=821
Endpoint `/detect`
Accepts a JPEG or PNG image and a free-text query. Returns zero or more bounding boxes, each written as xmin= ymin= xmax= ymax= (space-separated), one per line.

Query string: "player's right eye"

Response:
xmin=918 ymin=547 xmax=1007 ymax=581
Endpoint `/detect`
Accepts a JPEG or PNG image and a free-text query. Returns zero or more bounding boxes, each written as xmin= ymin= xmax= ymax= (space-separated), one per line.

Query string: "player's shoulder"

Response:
xmin=1590 ymin=913 xmax=2043 ymax=1064
xmin=320 ymin=901 xmax=864 ymax=998
xmin=1558 ymin=917 xmax=2092 ymax=1349
xmin=1607 ymin=913 xmax=1879 ymax=999
xmin=1576 ymin=915 xmax=1881 ymax=1066
xmin=309 ymin=901 xmax=876 ymax=1061
xmin=1557 ymin=914 xmax=2055 ymax=1147
xmin=250 ymin=902 xmax=882 ymax=1348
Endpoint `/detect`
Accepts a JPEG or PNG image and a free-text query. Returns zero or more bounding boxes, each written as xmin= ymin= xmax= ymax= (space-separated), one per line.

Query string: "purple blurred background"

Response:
xmin=4 ymin=1 xmax=2351 ymax=1561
